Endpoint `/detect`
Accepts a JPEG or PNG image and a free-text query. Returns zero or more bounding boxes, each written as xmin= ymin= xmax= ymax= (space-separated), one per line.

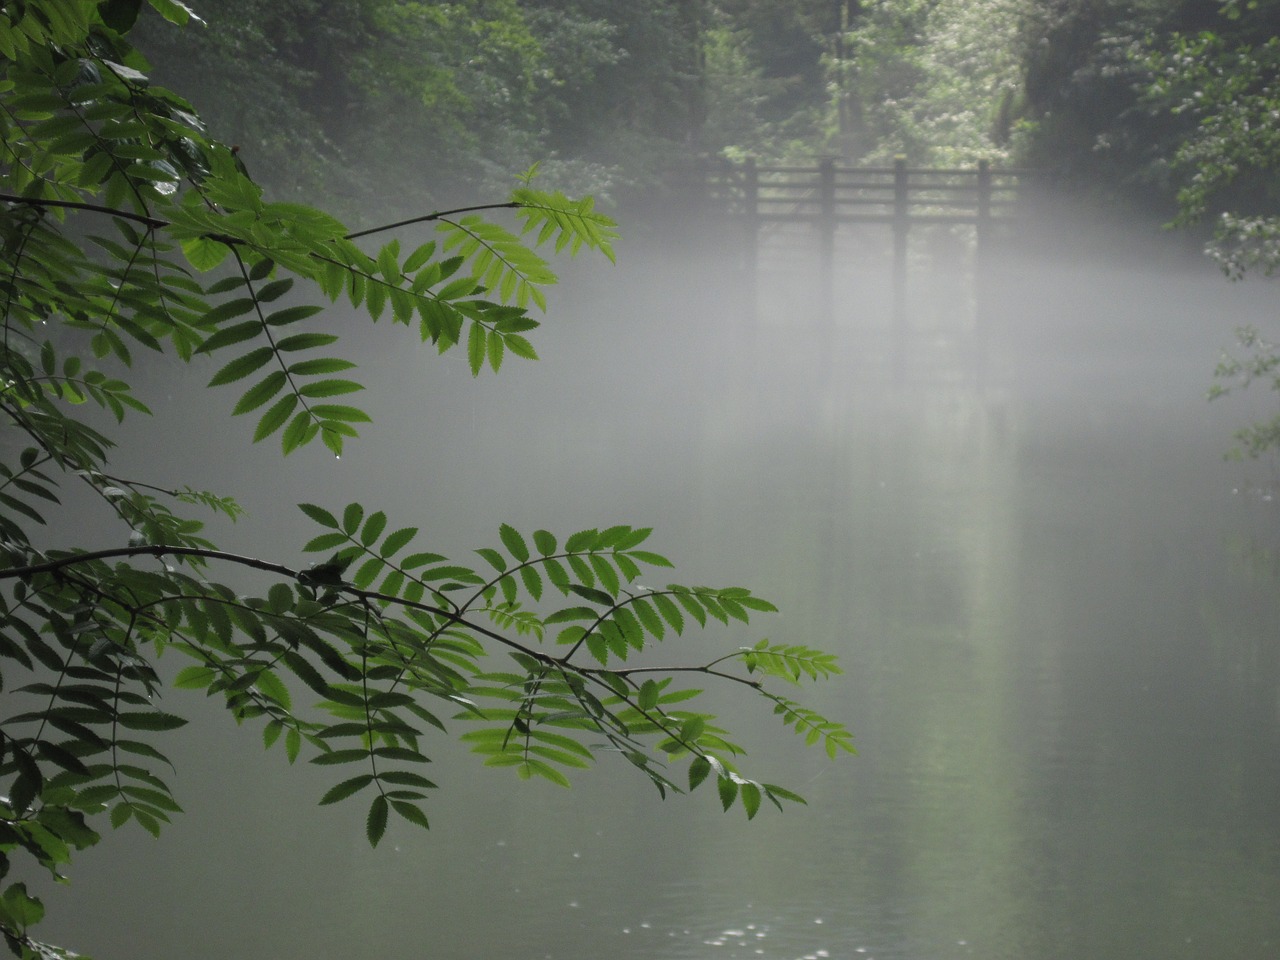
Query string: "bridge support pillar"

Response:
xmin=743 ymin=157 xmax=759 ymax=325
xmin=818 ymin=157 xmax=836 ymax=325
xmin=892 ymin=156 xmax=909 ymax=380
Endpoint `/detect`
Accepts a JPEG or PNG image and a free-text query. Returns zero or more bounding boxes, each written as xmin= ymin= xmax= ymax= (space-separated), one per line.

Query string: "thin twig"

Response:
xmin=0 ymin=192 xmax=522 ymax=243
xmin=342 ymin=201 xmax=519 ymax=241
xmin=0 ymin=191 xmax=167 ymax=228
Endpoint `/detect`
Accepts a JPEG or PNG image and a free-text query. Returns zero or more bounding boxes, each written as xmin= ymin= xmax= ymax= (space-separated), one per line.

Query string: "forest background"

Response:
xmin=130 ymin=0 xmax=1280 ymax=240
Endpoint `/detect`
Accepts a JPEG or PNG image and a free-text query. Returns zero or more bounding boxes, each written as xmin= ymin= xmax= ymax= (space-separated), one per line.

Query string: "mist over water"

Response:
xmin=38 ymin=213 xmax=1280 ymax=960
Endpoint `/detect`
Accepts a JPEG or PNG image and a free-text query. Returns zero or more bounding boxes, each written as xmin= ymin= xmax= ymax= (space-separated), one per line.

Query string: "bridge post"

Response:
xmin=819 ymin=157 xmax=836 ymax=323
xmin=743 ymin=157 xmax=759 ymax=322
xmin=975 ymin=159 xmax=993 ymax=385
xmin=976 ymin=159 xmax=992 ymax=253
xmin=892 ymin=156 xmax=909 ymax=377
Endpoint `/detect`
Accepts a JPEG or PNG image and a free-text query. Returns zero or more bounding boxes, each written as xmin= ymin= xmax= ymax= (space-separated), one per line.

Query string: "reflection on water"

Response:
xmin=34 ymin=242 xmax=1280 ymax=960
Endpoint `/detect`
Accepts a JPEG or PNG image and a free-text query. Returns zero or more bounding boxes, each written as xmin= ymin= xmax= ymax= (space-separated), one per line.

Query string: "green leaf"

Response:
xmin=519 ymin=758 xmax=571 ymax=787
xmin=402 ymin=241 xmax=436 ymax=273
xmin=544 ymin=606 xmax=598 ymax=625
xmin=378 ymin=770 xmax=437 ymax=789
xmin=533 ymin=529 xmax=556 ymax=555
xmin=475 ymin=547 xmax=507 ymax=572
xmin=630 ymin=596 xmax=664 ymax=640
xmin=121 ymin=784 xmax=183 ymax=813
xmin=263 ymin=720 xmax=283 ymax=750
xmin=504 ymin=333 xmax=538 ymax=360
xmin=197 ymin=314 xmax=259 ymax=353
xmin=116 ymin=711 xmax=188 ymax=731
xmin=629 ymin=550 xmax=674 ymax=568
xmin=652 ymin=594 xmax=684 ymax=634
xmin=568 ymin=584 xmax=613 ymax=606
xmin=282 ymin=413 xmax=317 ymax=452
xmin=379 ymin=526 xmax=417 ymax=558
xmin=615 ymin=527 xmax=653 ymax=550
xmin=254 ymin=668 xmax=292 ymax=709
xmin=254 ymin=393 xmax=297 ymax=442
xmin=567 ymin=554 xmax=594 ymax=587
xmin=366 ymin=794 xmax=389 ymax=847
xmin=360 ymin=511 xmax=387 ymax=547
xmin=679 ymin=716 xmax=706 ymax=743
xmin=172 ymin=666 xmax=216 ymax=690
xmin=299 ymin=503 xmax=339 ymax=528
xmin=277 ymin=333 xmax=340 ymax=353
xmin=266 ymin=304 xmax=324 ymax=327
xmin=0 ymin=883 xmax=45 ymax=928
xmin=183 ymin=236 xmax=230 ymax=271
xmin=148 ymin=0 xmax=201 ymax=25
xmin=318 ymin=774 xmax=375 ymax=806
xmin=565 ymin=528 xmax=598 ymax=552
xmin=717 ymin=775 xmax=739 ymax=811
xmin=310 ymin=404 xmax=371 ymax=423
xmin=688 ymin=756 xmax=711 ymax=791
xmin=36 ymin=740 xmax=90 ymax=776
xmin=208 ymin=346 xmax=273 ymax=387
xmin=134 ymin=808 xmax=164 ymax=837
xmin=467 ymin=321 xmax=486 ymax=377
xmin=298 ymin=379 xmax=363 ymax=398
xmin=303 ymin=531 xmax=349 ymax=553
xmin=232 ymin=371 xmax=287 ymax=415
xmin=590 ymin=554 xmax=620 ymax=596
xmin=762 ymin=783 xmax=807 ymax=807
xmin=352 ymin=556 xmax=385 ymax=589
xmin=391 ymin=800 xmax=430 ymax=830
xmin=499 ymin=523 xmax=529 ymax=563
xmin=256 ymin=278 xmax=293 ymax=303
xmin=310 ymin=749 xmax=370 ymax=766
xmin=342 ymin=502 xmax=365 ymax=534
xmin=673 ymin=590 xmax=706 ymax=627
xmin=543 ymin=557 xmax=570 ymax=593
xmin=487 ymin=327 xmax=505 ymax=372
xmin=637 ymin=679 xmax=660 ymax=712
xmin=519 ymin=565 xmax=543 ymax=602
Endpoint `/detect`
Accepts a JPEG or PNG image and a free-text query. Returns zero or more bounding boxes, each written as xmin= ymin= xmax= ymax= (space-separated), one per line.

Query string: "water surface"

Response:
xmin=36 ymin=231 xmax=1280 ymax=960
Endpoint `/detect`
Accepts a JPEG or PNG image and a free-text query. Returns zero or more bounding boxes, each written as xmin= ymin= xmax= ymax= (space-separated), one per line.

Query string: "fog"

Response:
xmin=35 ymin=208 xmax=1280 ymax=960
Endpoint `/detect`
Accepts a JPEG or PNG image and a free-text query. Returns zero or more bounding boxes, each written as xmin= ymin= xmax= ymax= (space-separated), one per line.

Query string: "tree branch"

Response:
xmin=0 ymin=545 xmax=763 ymax=686
xmin=0 ymin=544 xmax=556 ymax=667
xmin=0 ymin=544 xmax=293 ymax=579
xmin=0 ymin=191 xmax=521 ymax=243
xmin=343 ymin=202 xmax=519 ymax=240
xmin=0 ymin=191 xmax=167 ymax=229
xmin=589 ymin=663 xmax=763 ymax=689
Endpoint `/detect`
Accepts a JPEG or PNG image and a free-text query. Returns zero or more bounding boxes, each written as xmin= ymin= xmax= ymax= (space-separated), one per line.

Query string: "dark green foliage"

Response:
xmin=1137 ymin=3 xmax=1280 ymax=460
xmin=128 ymin=0 xmax=723 ymax=211
xmin=0 ymin=4 xmax=851 ymax=958
xmin=1143 ymin=21 xmax=1280 ymax=274
xmin=1014 ymin=0 xmax=1280 ymax=209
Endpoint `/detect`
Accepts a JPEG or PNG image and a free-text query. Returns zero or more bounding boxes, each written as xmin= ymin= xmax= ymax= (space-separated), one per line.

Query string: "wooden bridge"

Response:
xmin=668 ymin=157 xmax=1032 ymax=326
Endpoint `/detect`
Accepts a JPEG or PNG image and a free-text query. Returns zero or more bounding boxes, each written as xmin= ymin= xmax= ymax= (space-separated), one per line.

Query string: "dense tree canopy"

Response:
xmin=90 ymin=0 xmax=1280 ymax=219
xmin=130 ymin=0 xmax=721 ymax=213
xmin=1138 ymin=0 xmax=1280 ymax=458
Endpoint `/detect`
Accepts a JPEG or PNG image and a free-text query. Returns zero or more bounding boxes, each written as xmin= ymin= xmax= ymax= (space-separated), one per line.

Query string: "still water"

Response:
xmin=38 ymin=232 xmax=1280 ymax=959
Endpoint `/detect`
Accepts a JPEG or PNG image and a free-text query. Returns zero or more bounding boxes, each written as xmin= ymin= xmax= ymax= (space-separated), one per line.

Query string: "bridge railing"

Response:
xmin=668 ymin=156 xmax=1032 ymax=327
xmin=679 ymin=156 xmax=1026 ymax=225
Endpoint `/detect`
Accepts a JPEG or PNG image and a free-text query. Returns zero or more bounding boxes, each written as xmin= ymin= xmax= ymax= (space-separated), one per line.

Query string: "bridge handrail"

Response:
xmin=674 ymin=157 xmax=1031 ymax=228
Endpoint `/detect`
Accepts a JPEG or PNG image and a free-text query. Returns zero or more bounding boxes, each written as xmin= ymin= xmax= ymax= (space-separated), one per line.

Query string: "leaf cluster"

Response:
xmin=0 ymin=5 xmax=848 ymax=959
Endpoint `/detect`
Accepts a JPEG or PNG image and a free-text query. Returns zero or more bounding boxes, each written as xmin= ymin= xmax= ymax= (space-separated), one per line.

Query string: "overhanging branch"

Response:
xmin=0 ymin=191 xmax=521 ymax=243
